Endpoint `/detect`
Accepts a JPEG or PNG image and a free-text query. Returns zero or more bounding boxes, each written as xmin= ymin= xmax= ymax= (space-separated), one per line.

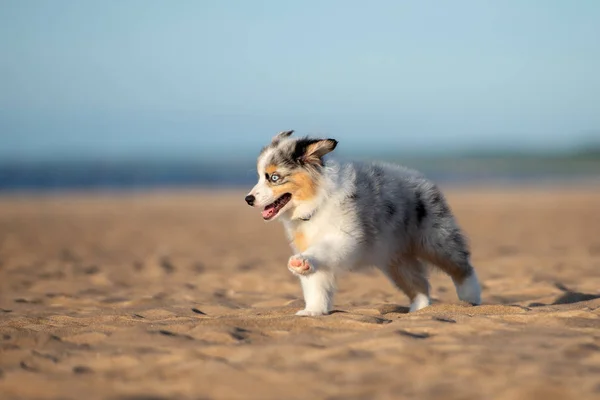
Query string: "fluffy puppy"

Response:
xmin=245 ymin=130 xmax=481 ymax=316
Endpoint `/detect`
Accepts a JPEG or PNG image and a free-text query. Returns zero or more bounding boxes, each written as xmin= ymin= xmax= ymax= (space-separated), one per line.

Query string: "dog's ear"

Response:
xmin=271 ymin=130 xmax=294 ymax=143
xmin=294 ymin=138 xmax=338 ymax=165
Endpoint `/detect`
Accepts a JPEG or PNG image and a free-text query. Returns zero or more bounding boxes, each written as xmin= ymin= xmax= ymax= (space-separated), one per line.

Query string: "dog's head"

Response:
xmin=245 ymin=130 xmax=338 ymax=221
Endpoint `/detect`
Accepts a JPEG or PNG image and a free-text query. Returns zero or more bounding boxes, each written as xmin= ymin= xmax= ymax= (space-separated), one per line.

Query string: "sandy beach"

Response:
xmin=1 ymin=187 xmax=599 ymax=400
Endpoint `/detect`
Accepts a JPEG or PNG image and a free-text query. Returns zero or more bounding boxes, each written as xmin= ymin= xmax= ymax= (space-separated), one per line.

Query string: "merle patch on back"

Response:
xmin=415 ymin=192 xmax=427 ymax=225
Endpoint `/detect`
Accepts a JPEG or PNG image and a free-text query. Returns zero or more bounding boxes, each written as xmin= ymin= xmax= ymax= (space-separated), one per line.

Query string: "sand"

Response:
xmin=0 ymin=187 xmax=599 ymax=400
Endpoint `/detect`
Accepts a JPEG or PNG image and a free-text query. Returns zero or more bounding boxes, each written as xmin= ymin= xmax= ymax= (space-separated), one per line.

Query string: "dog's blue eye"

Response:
xmin=270 ymin=174 xmax=280 ymax=183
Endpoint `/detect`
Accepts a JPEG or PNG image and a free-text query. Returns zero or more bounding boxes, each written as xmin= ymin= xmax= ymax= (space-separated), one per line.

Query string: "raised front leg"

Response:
xmin=288 ymin=254 xmax=315 ymax=275
xmin=287 ymin=253 xmax=335 ymax=316
xmin=287 ymin=240 xmax=354 ymax=316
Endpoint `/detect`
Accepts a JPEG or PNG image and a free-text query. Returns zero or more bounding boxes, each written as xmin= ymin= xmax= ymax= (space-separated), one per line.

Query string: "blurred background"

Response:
xmin=1 ymin=0 xmax=599 ymax=191
xmin=2 ymin=4 xmax=600 ymax=399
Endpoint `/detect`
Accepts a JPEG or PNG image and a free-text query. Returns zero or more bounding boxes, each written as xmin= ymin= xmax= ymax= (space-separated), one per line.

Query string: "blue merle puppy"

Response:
xmin=245 ymin=130 xmax=481 ymax=316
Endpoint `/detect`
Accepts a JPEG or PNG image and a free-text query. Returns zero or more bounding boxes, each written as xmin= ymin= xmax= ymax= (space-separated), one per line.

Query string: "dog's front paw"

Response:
xmin=288 ymin=254 xmax=314 ymax=275
xmin=296 ymin=309 xmax=328 ymax=317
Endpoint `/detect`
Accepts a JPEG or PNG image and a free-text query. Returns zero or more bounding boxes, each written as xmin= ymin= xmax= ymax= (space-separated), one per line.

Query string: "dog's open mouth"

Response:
xmin=262 ymin=193 xmax=292 ymax=220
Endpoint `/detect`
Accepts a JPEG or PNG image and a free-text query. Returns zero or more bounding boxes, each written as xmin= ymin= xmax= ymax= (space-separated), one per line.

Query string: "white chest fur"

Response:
xmin=283 ymin=200 xmax=353 ymax=254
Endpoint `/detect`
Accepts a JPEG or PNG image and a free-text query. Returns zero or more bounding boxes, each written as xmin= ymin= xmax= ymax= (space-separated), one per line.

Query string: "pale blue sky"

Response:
xmin=1 ymin=0 xmax=599 ymax=161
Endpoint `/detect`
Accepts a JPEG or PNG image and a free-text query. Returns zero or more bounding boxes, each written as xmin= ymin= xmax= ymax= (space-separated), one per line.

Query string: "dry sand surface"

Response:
xmin=1 ymin=187 xmax=599 ymax=400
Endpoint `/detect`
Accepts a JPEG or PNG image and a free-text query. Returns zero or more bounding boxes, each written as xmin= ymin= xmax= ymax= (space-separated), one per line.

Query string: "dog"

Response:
xmin=245 ymin=130 xmax=481 ymax=316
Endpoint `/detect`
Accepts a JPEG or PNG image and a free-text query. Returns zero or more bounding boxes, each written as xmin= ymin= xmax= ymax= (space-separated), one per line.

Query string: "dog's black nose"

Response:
xmin=245 ymin=195 xmax=255 ymax=206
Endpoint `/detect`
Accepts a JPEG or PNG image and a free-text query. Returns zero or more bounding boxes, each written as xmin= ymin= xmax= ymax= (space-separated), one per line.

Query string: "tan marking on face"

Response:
xmin=265 ymin=165 xmax=277 ymax=175
xmin=269 ymin=171 xmax=317 ymax=201
xmin=288 ymin=171 xmax=317 ymax=201
xmin=293 ymin=231 xmax=308 ymax=252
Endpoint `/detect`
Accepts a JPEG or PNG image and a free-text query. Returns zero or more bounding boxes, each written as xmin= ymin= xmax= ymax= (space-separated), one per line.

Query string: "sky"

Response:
xmin=1 ymin=0 xmax=599 ymax=162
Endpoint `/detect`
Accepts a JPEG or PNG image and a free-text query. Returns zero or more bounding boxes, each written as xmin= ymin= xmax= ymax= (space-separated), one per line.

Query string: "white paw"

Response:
xmin=295 ymin=309 xmax=328 ymax=316
xmin=288 ymin=254 xmax=315 ymax=275
xmin=409 ymin=293 xmax=430 ymax=312
xmin=455 ymin=272 xmax=481 ymax=305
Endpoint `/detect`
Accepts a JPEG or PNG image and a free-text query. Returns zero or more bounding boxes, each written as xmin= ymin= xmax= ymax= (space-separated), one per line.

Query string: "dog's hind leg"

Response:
xmin=417 ymin=226 xmax=481 ymax=305
xmin=383 ymin=257 xmax=430 ymax=312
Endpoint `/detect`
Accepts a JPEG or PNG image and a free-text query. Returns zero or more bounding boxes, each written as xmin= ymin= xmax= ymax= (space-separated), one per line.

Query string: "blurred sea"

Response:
xmin=1 ymin=154 xmax=599 ymax=192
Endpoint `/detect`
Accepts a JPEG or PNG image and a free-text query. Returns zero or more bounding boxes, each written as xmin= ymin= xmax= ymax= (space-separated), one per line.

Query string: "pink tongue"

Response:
xmin=262 ymin=205 xmax=276 ymax=219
